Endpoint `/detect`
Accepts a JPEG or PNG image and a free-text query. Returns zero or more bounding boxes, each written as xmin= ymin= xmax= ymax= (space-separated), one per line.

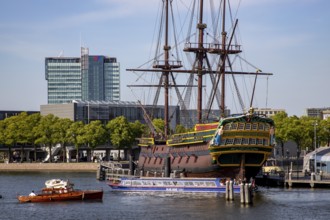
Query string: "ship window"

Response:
xmin=264 ymin=124 xmax=270 ymax=131
xmin=124 ymin=181 xmax=131 ymax=186
xmin=263 ymin=139 xmax=269 ymax=146
xmin=231 ymin=123 xmax=238 ymax=130
xmin=205 ymin=182 xmax=216 ymax=187
xmin=184 ymin=182 xmax=194 ymax=186
xmin=155 ymin=181 xmax=163 ymax=186
xmin=252 ymin=123 xmax=258 ymax=130
xmin=226 ymin=139 xmax=234 ymax=145
xmin=245 ymin=123 xmax=251 ymax=130
xmin=238 ymin=123 xmax=245 ymax=130
xmin=132 ymin=180 xmax=142 ymax=186
xmin=224 ymin=124 xmax=231 ymax=130
xmin=221 ymin=139 xmax=226 ymax=145
xmin=234 ymin=138 xmax=242 ymax=145
xmin=258 ymin=123 xmax=264 ymax=130
xmin=257 ymin=139 xmax=263 ymax=145
xmin=242 ymin=138 xmax=249 ymax=145
xmin=250 ymin=138 xmax=256 ymax=145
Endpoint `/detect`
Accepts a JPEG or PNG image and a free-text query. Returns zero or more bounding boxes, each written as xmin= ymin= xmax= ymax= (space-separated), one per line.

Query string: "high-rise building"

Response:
xmin=45 ymin=57 xmax=81 ymax=104
xmin=45 ymin=47 xmax=120 ymax=104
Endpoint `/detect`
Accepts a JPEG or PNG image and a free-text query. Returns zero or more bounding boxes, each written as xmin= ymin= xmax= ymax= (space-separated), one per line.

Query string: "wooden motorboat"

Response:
xmin=17 ymin=179 xmax=103 ymax=203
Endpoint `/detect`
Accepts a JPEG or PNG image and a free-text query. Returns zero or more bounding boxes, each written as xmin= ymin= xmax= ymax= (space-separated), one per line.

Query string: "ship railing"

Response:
xmin=184 ymin=42 xmax=241 ymax=53
xmin=105 ymin=167 xmax=132 ymax=180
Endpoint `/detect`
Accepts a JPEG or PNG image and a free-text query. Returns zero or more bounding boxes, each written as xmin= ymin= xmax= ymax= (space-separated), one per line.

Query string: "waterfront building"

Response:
xmin=40 ymin=100 xmax=180 ymax=131
xmin=322 ymin=110 xmax=330 ymax=120
xmin=0 ymin=110 xmax=39 ymax=120
xmin=253 ymin=108 xmax=286 ymax=117
xmin=45 ymin=47 xmax=120 ymax=104
xmin=306 ymin=107 xmax=330 ymax=118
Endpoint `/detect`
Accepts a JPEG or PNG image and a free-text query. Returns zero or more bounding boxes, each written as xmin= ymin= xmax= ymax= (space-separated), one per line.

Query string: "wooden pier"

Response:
xmin=285 ymin=172 xmax=330 ymax=188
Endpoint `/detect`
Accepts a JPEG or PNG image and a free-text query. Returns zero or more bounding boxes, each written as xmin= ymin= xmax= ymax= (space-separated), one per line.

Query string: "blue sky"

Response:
xmin=0 ymin=0 xmax=329 ymax=116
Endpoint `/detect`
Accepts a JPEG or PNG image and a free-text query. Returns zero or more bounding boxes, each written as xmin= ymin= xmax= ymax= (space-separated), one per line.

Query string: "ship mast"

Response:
xmin=127 ymin=0 xmax=273 ymax=132
xmin=163 ymin=0 xmax=170 ymax=138
xmin=220 ymin=0 xmax=227 ymax=116
xmin=196 ymin=0 xmax=205 ymax=123
xmin=127 ymin=0 xmax=182 ymax=138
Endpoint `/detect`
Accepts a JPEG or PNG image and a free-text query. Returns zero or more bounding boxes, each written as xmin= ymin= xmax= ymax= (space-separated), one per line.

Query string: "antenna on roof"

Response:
xmin=58 ymin=50 xmax=64 ymax=57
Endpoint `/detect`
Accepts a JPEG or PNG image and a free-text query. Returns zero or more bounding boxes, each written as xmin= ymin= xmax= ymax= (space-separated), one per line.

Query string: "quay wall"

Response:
xmin=0 ymin=162 xmax=98 ymax=172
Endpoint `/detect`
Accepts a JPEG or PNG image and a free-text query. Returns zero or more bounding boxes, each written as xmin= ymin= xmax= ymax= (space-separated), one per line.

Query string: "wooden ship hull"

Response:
xmin=18 ymin=190 xmax=103 ymax=203
xmin=17 ymin=179 xmax=103 ymax=203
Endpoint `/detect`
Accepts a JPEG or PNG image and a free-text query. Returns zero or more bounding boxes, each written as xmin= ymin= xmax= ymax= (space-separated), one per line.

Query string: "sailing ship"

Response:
xmin=128 ymin=0 xmax=275 ymax=182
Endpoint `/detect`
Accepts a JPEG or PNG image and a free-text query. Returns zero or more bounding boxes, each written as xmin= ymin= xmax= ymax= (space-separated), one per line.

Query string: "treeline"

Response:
xmin=3 ymin=111 xmax=328 ymax=163
xmin=272 ymin=112 xmax=330 ymax=156
xmin=0 ymin=113 xmax=146 ymax=163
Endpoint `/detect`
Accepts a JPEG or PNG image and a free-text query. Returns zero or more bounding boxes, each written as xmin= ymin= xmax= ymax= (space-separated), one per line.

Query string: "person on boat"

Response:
xmin=29 ymin=190 xmax=36 ymax=196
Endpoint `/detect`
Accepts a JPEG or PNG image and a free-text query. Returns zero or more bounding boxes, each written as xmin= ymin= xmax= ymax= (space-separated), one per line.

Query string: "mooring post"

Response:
xmin=96 ymin=165 xmax=101 ymax=180
xmin=229 ymin=180 xmax=234 ymax=201
xmin=244 ymin=183 xmax=251 ymax=204
xmin=225 ymin=181 xmax=229 ymax=200
xmin=240 ymin=183 xmax=245 ymax=204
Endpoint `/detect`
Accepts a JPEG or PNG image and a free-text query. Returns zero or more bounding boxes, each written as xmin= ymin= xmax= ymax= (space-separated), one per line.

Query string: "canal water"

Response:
xmin=0 ymin=172 xmax=329 ymax=220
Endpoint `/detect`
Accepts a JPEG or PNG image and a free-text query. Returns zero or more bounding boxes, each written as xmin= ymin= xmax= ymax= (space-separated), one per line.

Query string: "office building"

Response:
xmin=254 ymin=108 xmax=285 ymax=117
xmin=306 ymin=107 xmax=330 ymax=119
xmin=45 ymin=47 xmax=120 ymax=104
xmin=40 ymin=100 xmax=180 ymax=131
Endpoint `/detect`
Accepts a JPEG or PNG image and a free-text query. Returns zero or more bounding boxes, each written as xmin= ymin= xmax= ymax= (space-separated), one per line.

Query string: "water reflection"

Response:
xmin=1 ymin=172 xmax=330 ymax=220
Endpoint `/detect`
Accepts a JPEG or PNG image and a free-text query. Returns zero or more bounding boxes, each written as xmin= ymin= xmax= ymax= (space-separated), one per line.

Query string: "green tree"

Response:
xmin=130 ymin=120 xmax=146 ymax=139
xmin=25 ymin=113 xmax=41 ymax=162
xmin=0 ymin=120 xmax=8 ymax=161
xmin=286 ymin=116 xmax=305 ymax=153
xmin=67 ymin=121 xmax=85 ymax=162
xmin=175 ymin=124 xmax=187 ymax=133
xmin=33 ymin=114 xmax=59 ymax=163
xmin=3 ymin=114 xmax=22 ymax=162
xmin=106 ymin=116 xmax=135 ymax=160
xmin=152 ymin=118 xmax=166 ymax=137
xmin=298 ymin=116 xmax=317 ymax=151
xmin=318 ymin=118 xmax=330 ymax=147
xmin=52 ymin=118 xmax=73 ymax=162
xmin=83 ymin=120 xmax=107 ymax=161
xmin=272 ymin=111 xmax=289 ymax=157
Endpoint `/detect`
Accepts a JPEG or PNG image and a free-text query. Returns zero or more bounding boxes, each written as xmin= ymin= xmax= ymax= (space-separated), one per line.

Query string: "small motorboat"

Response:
xmin=17 ymin=179 xmax=103 ymax=203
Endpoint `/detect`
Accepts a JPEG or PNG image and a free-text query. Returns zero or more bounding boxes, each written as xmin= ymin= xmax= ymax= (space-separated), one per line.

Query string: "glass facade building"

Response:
xmin=45 ymin=58 xmax=81 ymax=104
xmin=45 ymin=48 xmax=120 ymax=104
xmin=40 ymin=100 xmax=180 ymax=131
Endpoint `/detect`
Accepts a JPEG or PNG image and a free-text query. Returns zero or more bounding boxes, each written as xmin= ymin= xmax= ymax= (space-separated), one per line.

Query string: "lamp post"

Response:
xmin=296 ymin=148 xmax=300 ymax=179
xmin=314 ymin=121 xmax=318 ymax=173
